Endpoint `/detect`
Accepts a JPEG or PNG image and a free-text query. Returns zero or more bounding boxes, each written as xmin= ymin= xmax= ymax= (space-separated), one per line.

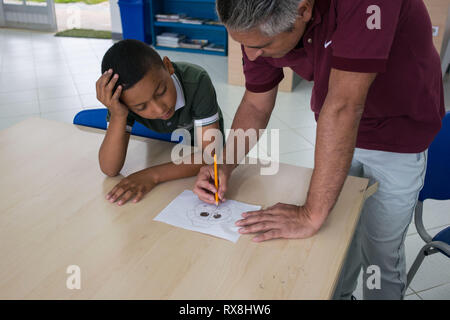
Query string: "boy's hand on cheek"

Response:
xmin=106 ymin=170 xmax=157 ymax=206
xmin=96 ymin=69 xmax=129 ymax=119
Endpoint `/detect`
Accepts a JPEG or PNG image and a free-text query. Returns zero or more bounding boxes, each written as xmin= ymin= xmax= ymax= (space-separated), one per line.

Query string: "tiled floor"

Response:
xmin=0 ymin=28 xmax=449 ymax=300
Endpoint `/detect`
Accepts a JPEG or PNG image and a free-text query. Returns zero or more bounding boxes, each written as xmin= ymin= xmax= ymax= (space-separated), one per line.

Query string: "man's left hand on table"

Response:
xmin=235 ymin=203 xmax=325 ymax=242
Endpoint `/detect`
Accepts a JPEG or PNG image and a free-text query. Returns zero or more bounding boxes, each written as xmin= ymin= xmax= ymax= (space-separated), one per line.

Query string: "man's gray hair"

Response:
xmin=216 ymin=0 xmax=304 ymax=37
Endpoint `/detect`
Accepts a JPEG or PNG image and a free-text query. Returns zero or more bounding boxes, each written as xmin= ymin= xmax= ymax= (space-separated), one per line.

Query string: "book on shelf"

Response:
xmin=203 ymin=43 xmax=225 ymax=52
xmin=156 ymin=32 xmax=185 ymax=40
xmin=156 ymin=42 xmax=180 ymax=48
xmin=155 ymin=14 xmax=218 ymax=26
xmin=155 ymin=13 xmax=186 ymax=21
xmin=179 ymin=39 xmax=209 ymax=49
xmin=156 ymin=33 xmax=186 ymax=48
xmin=204 ymin=20 xmax=224 ymax=26
xmin=179 ymin=17 xmax=205 ymax=25
xmin=156 ymin=18 xmax=181 ymax=22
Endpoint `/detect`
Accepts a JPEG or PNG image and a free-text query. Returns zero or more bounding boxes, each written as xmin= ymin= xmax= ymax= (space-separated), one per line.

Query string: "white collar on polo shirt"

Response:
xmin=171 ymin=73 xmax=185 ymax=111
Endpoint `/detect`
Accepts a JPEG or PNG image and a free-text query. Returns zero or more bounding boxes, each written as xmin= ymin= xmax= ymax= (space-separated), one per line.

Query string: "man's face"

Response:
xmin=120 ymin=58 xmax=177 ymax=120
xmin=228 ymin=1 xmax=313 ymax=61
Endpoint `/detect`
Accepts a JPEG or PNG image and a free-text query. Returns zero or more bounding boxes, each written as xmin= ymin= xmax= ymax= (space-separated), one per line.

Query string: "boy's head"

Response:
xmin=101 ymin=39 xmax=178 ymax=120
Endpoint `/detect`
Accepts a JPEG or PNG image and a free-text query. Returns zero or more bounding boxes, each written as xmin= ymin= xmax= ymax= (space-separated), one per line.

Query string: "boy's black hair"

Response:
xmin=101 ymin=39 xmax=164 ymax=91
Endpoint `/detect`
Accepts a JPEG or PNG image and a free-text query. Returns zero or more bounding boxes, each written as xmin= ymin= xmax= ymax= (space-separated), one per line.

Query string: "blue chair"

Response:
xmin=73 ymin=108 xmax=182 ymax=143
xmin=406 ymin=112 xmax=450 ymax=288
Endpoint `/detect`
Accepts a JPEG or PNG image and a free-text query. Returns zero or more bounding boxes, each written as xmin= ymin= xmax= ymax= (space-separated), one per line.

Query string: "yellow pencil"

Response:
xmin=214 ymin=153 xmax=219 ymax=206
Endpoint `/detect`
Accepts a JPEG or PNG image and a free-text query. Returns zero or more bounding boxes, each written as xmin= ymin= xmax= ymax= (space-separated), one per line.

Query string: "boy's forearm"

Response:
xmin=98 ymin=114 xmax=130 ymax=176
xmin=139 ymin=152 xmax=206 ymax=184
xmin=143 ymin=162 xmax=203 ymax=185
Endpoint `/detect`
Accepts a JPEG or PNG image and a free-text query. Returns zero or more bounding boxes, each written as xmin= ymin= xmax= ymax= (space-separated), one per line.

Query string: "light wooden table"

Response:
xmin=0 ymin=118 xmax=376 ymax=300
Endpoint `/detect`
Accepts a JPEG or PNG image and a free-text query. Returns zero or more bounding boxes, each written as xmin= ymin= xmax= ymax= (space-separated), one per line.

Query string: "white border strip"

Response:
xmin=194 ymin=112 xmax=219 ymax=127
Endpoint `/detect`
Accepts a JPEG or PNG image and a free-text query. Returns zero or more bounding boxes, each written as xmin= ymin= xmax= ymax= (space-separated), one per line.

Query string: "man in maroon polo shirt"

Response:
xmin=193 ymin=0 xmax=445 ymax=299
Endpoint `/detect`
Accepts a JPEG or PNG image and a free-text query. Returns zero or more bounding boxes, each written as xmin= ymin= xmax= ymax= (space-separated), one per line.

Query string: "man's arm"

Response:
xmin=193 ymin=86 xmax=278 ymax=203
xmin=223 ymin=86 xmax=279 ymax=168
xmin=235 ymin=69 xmax=376 ymax=242
xmin=305 ymin=69 xmax=376 ymax=225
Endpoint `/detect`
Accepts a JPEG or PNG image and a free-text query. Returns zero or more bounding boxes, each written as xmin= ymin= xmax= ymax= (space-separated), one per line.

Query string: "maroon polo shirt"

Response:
xmin=242 ymin=0 xmax=446 ymax=153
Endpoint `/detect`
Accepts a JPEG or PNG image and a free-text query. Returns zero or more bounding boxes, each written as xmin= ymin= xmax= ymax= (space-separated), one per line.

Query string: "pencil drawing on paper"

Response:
xmin=187 ymin=203 xmax=233 ymax=227
xmin=154 ymin=190 xmax=261 ymax=242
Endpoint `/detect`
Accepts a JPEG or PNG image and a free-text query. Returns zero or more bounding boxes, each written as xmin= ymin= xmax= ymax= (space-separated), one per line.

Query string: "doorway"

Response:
xmin=0 ymin=0 xmax=111 ymax=32
xmin=0 ymin=0 xmax=57 ymax=31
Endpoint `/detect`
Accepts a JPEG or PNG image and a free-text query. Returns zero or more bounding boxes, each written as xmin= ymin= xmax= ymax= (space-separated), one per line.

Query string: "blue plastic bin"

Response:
xmin=118 ymin=0 xmax=147 ymax=42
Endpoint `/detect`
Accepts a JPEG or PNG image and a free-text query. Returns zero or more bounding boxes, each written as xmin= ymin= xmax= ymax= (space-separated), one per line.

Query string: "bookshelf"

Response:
xmin=149 ymin=0 xmax=228 ymax=56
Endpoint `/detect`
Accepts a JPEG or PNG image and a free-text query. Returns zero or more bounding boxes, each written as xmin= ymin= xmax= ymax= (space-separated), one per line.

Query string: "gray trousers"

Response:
xmin=333 ymin=148 xmax=428 ymax=300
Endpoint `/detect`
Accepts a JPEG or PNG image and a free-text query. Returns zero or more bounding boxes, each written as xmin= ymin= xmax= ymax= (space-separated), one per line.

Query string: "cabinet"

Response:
xmin=423 ymin=0 xmax=450 ymax=57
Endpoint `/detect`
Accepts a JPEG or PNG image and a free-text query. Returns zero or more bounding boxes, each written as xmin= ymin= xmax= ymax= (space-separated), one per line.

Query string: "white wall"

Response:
xmin=443 ymin=7 xmax=450 ymax=58
xmin=442 ymin=7 xmax=450 ymax=74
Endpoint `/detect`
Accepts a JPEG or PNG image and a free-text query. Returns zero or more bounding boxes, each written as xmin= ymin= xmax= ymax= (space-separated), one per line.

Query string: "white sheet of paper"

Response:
xmin=154 ymin=190 xmax=261 ymax=243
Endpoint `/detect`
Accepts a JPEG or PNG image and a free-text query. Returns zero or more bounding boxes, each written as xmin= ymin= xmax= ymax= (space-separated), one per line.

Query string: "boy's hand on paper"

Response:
xmin=193 ymin=164 xmax=232 ymax=204
xmin=96 ymin=69 xmax=129 ymax=119
xmin=236 ymin=203 xmax=325 ymax=242
xmin=106 ymin=170 xmax=157 ymax=206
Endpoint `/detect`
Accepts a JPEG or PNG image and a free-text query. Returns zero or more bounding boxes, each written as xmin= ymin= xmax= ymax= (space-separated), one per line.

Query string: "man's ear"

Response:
xmin=297 ymin=0 xmax=314 ymax=23
xmin=162 ymin=56 xmax=175 ymax=75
